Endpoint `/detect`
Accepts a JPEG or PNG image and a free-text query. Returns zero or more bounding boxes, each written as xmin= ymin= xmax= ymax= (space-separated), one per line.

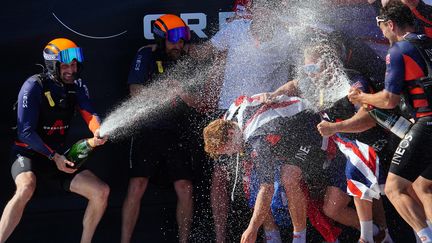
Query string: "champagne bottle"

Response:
xmin=367 ymin=107 xmax=412 ymax=139
xmin=64 ymin=138 xmax=95 ymax=169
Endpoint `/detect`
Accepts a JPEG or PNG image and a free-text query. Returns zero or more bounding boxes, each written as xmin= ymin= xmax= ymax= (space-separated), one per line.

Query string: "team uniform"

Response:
xmin=384 ymin=33 xmax=432 ymax=182
xmin=11 ymin=75 xmax=100 ymax=190
xmin=127 ymin=46 xmax=197 ymax=181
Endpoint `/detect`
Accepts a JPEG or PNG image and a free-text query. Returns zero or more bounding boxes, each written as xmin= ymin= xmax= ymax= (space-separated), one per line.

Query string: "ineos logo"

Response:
xmin=143 ymin=12 xmax=235 ymax=40
xmin=399 ymin=138 xmax=410 ymax=149
xmin=392 ymin=135 xmax=413 ymax=165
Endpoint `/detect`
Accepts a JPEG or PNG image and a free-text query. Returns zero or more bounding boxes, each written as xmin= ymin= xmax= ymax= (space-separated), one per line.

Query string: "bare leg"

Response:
xmin=373 ymin=198 xmax=395 ymax=242
xmin=354 ymin=198 xmax=374 ymax=242
xmin=69 ymin=170 xmax=110 ymax=243
xmin=0 ymin=172 xmax=36 ymax=243
xmin=280 ymin=165 xmax=307 ymax=232
xmin=174 ymin=179 xmax=193 ymax=243
xmin=211 ymin=165 xmax=229 ymax=243
xmin=262 ymin=210 xmax=279 ymax=231
xmin=353 ymin=198 xmax=373 ymax=221
xmin=385 ymin=173 xmax=428 ymax=232
xmin=241 ymin=184 xmax=274 ymax=243
xmin=413 ymin=176 xmax=432 ymax=221
xmin=323 ymin=186 xmax=360 ymax=230
xmin=120 ymin=177 xmax=149 ymax=243
xmin=373 ymin=198 xmax=387 ymax=229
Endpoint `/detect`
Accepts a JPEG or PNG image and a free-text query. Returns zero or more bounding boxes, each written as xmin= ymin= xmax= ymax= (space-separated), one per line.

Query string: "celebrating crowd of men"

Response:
xmin=2 ymin=0 xmax=432 ymax=243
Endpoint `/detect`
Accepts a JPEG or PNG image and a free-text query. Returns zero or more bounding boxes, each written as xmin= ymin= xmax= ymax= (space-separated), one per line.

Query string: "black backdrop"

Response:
xmin=0 ymin=1 xmax=416 ymax=242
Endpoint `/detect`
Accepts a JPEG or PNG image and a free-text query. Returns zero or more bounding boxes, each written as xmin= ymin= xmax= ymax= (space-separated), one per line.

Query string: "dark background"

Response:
xmin=0 ymin=1 xmax=416 ymax=242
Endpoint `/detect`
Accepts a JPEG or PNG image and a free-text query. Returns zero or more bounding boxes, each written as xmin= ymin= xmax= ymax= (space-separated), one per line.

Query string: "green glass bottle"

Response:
xmin=367 ymin=107 xmax=412 ymax=139
xmin=64 ymin=139 xmax=95 ymax=169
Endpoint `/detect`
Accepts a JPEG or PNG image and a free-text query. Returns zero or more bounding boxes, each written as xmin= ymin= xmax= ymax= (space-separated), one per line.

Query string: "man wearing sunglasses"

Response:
xmin=121 ymin=14 xmax=197 ymax=243
xmin=349 ymin=2 xmax=432 ymax=242
xmin=0 ymin=38 xmax=109 ymax=243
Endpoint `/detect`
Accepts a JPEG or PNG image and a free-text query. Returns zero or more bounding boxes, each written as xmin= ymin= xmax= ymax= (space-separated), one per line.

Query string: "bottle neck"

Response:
xmin=87 ymin=138 xmax=96 ymax=148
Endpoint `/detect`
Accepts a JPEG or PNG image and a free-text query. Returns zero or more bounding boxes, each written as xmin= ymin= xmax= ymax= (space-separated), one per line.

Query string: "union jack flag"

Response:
xmin=333 ymin=135 xmax=385 ymax=201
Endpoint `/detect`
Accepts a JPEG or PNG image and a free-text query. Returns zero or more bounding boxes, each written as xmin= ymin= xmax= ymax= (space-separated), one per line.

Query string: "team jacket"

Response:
xmin=384 ymin=33 xmax=432 ymax=119
xmin=15 ymin=75 xmax=100 ymax=158
xmin=127 ymin=46 xmax=176 ymax=85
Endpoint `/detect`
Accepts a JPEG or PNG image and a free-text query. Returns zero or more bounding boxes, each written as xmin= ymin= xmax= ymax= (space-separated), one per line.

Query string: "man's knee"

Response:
xmin=92 ymin=182 xmax=110 ymax=203
xmin=127 ymin=177 xmax=148 ymax=198
xmin=384 ymin=181 xmax=396 ymax=199
xmin=323 ymin=186 xmax=351 ymax=219
xmin=384 ymin=176 xmax=408 ymax=200
xmin=322 ymin=200 xmax=339 ymax=219
xmin=174 ymin=180 xmax=193 ymax=201
xmin=413 ymin=177 xmax=432 ymax=196
xmin=15 ymin=173 xmax=36 ymax=202
xmin=260 ymin=184 xmax=275 ymax=197
xmin=281 ymin=165 xmax=303 ymax=191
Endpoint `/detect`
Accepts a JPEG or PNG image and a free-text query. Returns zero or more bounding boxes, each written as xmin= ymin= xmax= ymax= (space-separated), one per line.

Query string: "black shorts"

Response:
xmin=249 ymin=134 xmax=328 ymax=185
xmin=128 ymin=131 xmax=192 ymax=181
xmin=327 ymin=152 xmax=348 ymax=190
xmin=389 ymin=117 xmax=432 ymax=182
xmin=9 ymin=146 xmax=82 ymax=192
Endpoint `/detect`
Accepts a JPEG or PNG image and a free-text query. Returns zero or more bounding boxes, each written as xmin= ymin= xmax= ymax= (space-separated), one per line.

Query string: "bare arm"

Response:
xmin=317 ymin=107 xmax=377 ymax=136
xmin=272 ymin=79 xmax=300 ymax=97
xmin=257 ymin=80 xmax=300 ymax=103
xmin=348 ymin=88 xmax=400 ymax=109
xmin=241 ymin=184 xmax=274 ymax=243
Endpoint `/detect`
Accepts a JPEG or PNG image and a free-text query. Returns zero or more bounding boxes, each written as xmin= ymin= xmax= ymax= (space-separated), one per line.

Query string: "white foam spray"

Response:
xmin=98 ymin=1 xmax=378 ymax=240
xmin=99 ymin=55 xmax=224 ymax=140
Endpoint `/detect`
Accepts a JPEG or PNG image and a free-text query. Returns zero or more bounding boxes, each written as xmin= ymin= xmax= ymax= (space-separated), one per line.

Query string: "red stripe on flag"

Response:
xmin=347 ymin=180 xmax=363 ymax=198
xmin=243 ymin=100 xmax=300 ymax=132
xmin=334 ymin=136 xmax=377 ymax=174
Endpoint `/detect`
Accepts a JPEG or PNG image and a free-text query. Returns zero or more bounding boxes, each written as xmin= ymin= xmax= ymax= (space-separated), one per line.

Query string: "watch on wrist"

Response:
xmin=48 ymin=151 xmax=56 ymax=160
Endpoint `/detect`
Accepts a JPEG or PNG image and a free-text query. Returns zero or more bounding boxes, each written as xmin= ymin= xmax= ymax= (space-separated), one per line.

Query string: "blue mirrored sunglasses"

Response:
xmin=58 ymin=47 xmax=84 ymax=64
xmin=303 ymin=63 xmax=320 ymax=74
xmin=166 ymin=26 xmax=191 ymax=43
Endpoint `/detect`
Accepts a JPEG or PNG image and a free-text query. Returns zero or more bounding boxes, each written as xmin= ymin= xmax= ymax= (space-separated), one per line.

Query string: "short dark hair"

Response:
xmin=379 ymin=1 xmax=415 ymax=28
